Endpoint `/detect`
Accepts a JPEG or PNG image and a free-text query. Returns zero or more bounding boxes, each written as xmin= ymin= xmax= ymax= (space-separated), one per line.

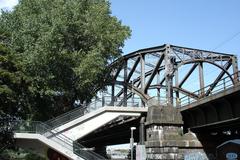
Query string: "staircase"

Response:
xmin=13 ymin=120 xmax=105 ymax=160
xmin=13 ymin=97 xmax=144 ymax=159
xmin=51 ymin=106 xmax=147 ymax=141
xmin=45 ymin=97 xmax=140 ymax=129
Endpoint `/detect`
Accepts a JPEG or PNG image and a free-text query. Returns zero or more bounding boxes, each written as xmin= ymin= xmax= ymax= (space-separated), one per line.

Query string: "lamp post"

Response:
xmin=130 ymin=127 xmax=136 ymax=160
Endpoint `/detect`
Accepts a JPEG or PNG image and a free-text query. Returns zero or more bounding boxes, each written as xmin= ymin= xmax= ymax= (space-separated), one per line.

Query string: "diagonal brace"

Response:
xmin=126 ymin=57 xmax=140 ymax=82
xmin=179 ymin=63 xmax=198 ymax=88
xmin=205 ymin=61 xmax=232 ymax=96
xmin=144 ymin=54 xmax=165 ymax=93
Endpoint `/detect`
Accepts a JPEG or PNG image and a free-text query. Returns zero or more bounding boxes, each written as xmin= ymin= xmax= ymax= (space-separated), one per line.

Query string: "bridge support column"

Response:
xmin=145 ymin=99 xmax=206 ymax=159
xmin=139 ymin=117 xmax=145 ymax=145
xmin=136 ymin=117 xmax=147 ymax=160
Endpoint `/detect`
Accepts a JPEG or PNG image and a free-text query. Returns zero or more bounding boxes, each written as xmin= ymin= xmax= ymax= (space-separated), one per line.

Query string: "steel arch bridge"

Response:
xmin=99 ymin=44 xmax=238 ymax=108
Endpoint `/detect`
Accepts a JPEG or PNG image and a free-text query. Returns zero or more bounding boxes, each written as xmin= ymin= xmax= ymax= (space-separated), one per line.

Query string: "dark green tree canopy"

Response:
xmin=0 ymin=29 xmax=31 ymax=119
xmin=0 ymin=0 xmax=131 ymax=119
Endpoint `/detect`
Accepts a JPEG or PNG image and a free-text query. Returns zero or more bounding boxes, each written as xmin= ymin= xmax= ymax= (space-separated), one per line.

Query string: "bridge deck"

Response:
xmin=53 ymin=106 xmax=147 ymax=140
xmin=181 ymin=82 xmax=240 ymax=132
xmin=181 ymin=83 xmax=240 ymax=112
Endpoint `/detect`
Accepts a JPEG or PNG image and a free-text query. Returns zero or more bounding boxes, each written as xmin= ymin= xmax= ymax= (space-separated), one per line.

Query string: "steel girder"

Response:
xmin=103 ymin=44 xmax=238 ymax=107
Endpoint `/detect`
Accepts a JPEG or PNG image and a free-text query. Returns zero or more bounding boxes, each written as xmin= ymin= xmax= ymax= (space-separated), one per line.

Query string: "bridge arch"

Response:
xmin=97 ymin=44 xmax=237 ymax=107
xmin=178 ymin=59 xmax=234 ymax=85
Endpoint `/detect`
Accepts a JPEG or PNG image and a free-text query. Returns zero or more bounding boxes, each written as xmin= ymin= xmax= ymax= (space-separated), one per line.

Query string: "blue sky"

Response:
xmin=1 ymin=0 xmax=239 ymax=56
xmin=110 ymin=0 xmax=240 ymax=58
xmin=109 ymin=0 xmax=240 ymax=107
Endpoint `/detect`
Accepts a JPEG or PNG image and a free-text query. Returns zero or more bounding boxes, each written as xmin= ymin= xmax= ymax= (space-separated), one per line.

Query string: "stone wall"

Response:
xmin=145 ymin=103 xmax=208 ymax=160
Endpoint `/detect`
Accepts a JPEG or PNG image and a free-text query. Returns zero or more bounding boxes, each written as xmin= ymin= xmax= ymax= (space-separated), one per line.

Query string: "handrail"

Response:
xmin=179 ymin=71 xmax=240 ymax=106
xmin=45 ymin=96 xmax=140 ymax=129
xmin=12 ymin=120 xmax=106 ymax=160
xmin=45 ymin=71 xmax=240 ymax=130
xmin=45 ymin=106 xmax=88 ymax=128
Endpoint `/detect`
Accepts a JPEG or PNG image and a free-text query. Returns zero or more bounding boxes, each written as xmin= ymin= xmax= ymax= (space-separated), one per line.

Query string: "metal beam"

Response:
xmin=148 ymin=85 xmax=199 ymax=99
xmin=111 ymin=84 xmax=115 ymax=106
xmin=113 ymin=81 xmax=150 ymax=102
xmin=179 ymin=64 xmax=198 ymax=88
xmin=171 ymin=45 xmax=235 ymax=57
xmin=205 ymin=61 xmax=232 ymax=96
xmin=157 ymin=71 xmax=160 ymax=102
xmin=198 ymin=62 xmax=204 ymax=96
xmin=128 ymin=67 xmax=140 ymax=74
xmin=132 ymin=57 xmax=155 ymax=68
xmin=151 ymin=52 xmax=162 ymax=58
xmin=144 ymin=54 xmax=164 ymax=93
xmin=126 ymin=57 xmax=140 ymax=82
xmin=123 ymin=60 xmax=128 ymax=106
xmin=115 ymin=80 xmax=141 ymax=98
xmin=113 ymin=65 xmax=122 ymax=80
xmin=160 ymin=77 xmax=165 ymax=85
xmin=165 ymin=44 xmax=174 ymax=105
xmin=232 ymin=56 xmax=239 ymax=82
xmin=115 ymin=66 xmax=165 ymax=93
xmin=107 ymin=44 xmax=237 ymax=108
xmin=117 ymin=92 xmax=138 ymax=106
xmin=141 ymin=55 xmax=145 ymax=91
xmin=124 ymin=44 xmax=166 ymax=59
xmin=175 ymin=67 xmax=180 ymax=107
xmin=173 ymin=87 xmax=199 ymax=99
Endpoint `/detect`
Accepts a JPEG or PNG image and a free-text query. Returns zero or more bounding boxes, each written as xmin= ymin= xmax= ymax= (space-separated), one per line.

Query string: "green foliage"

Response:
xmin=0 ymin=116 xmax=15 ymax=153
xmin=0 ymin=0 xmax=131 ymax=120
xmin=0 ymin=148 xmax=47 ymax=160
xmin=25 ymin=152 xmax=47 ymax=160
xmin=0 ymin=30 xmax=32 ymax=119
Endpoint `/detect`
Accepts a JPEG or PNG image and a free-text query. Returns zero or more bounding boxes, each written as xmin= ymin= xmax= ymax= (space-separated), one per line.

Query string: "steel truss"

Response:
xmin=103 ymin=44 xmax=238 ymax=107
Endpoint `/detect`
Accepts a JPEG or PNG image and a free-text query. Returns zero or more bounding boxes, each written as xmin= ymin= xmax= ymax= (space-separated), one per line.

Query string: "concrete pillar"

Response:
xmin=139 ymin=117 xmax=145 ymax=145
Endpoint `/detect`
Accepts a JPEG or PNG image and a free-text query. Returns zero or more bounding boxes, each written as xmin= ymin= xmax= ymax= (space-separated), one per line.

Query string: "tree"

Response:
xmin=0 ymin=30 xmax=24 ymax=156
xmin=0 ymin=114 xmax=15 ymax=153
xmin=0 ymin=29 xmax=32 ymax=119
xmin=0 ymin=0 xmax=131 ymax=120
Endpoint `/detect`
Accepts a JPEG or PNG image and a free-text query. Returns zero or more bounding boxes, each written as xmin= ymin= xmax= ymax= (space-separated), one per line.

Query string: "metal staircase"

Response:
xmin=13 ymin=97 xmax=142 ymax=159
xmin=13 ymin=120 xmax=106 ymax=160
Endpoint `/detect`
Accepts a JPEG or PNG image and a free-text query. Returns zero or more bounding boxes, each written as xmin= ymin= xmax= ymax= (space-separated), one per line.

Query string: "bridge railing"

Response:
xmin=148 ymin=96 xmax=169 ymax=106
xmin=45 ymin=96 xmax=141 ymax=129
xmin=45 ymin=106 xmax=88 ymax=128
xmin=179 ymin=71 xmax=240 ymax=107
xmin=87 ymin=96 xmax=141 ymax=111
xmin=13 ymin=120 xmax=106 ymax=160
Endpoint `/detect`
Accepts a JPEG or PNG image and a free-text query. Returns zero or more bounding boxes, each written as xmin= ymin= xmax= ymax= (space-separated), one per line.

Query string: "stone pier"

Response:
xmin=145 ymin=101 xmax=207 ymax=160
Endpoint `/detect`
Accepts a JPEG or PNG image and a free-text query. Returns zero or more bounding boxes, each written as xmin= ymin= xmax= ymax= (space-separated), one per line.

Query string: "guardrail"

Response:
xmin=45 ymin=96 xmax=141 ymax=129
xmin=13 ymin=120 xmax=106 ymax=160
xmin=45 ymin=106 xmax=88 ymax=128
xmin=179 ymin=71 xmax=240 ymax=107
xmin=45 ymin=72 xmax=240 ymax=128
